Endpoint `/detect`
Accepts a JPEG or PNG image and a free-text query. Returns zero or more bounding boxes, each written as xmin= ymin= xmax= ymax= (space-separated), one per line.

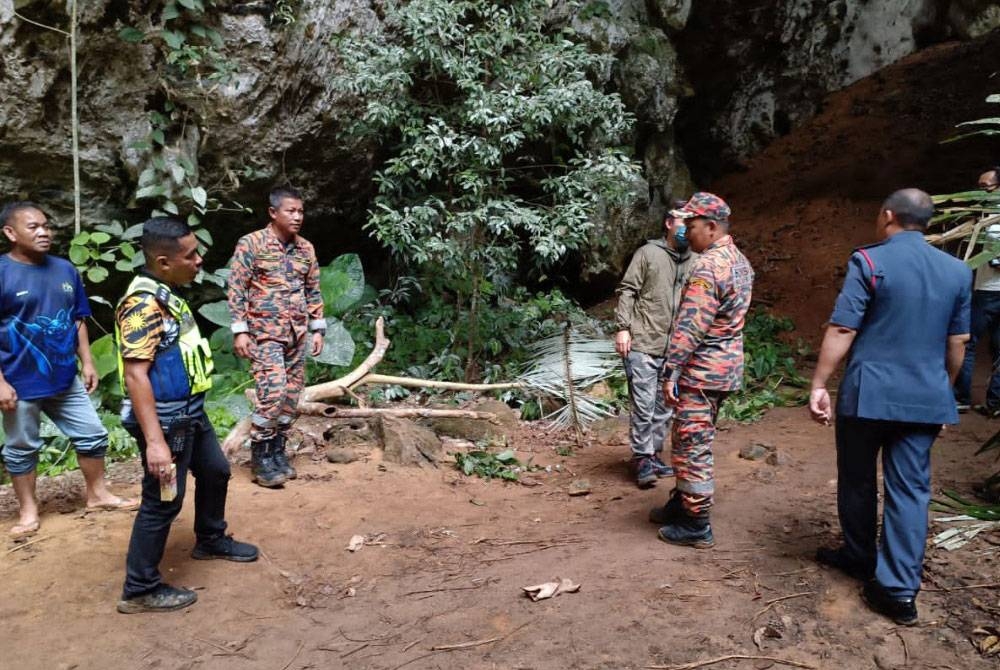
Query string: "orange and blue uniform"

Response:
xmin=665 ymin=234 xmax=754 ymax=515
xmin=227 ymin=224 xmax=325 ymax=441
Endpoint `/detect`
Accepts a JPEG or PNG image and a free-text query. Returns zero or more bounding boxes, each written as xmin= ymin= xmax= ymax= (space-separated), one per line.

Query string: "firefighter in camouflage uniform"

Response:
xmin=227 ymin=187 xmax=325 ymax=488
xmin=648 ymin=192 xmax=754 ymax=549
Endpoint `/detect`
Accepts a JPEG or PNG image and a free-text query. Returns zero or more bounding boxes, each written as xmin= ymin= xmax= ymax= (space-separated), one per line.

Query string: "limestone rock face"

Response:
xmin=673 ymin=0 xmax=952 ymax=173
xmin=949 ymin=0 xmax=1000 ymax=39
xmin=0 ymin=0 xmax=983 ymax=282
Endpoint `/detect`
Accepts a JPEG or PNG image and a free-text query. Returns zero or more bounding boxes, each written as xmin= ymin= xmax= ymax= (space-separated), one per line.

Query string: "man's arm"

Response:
xmin=613 ymin=249 xmax=645 ymax=357
xmin=76 ymin=320 xmax=98 ymax=393
xmin=123 ymin=359 xmax=173 ymax=482
xmin=664 ymin=263 xmax=718 ymax=386
xmin=0 ymin=367 xmax=16 ymax=412
xmin=809 ymin=325 xmax=858 ymax=424
xmin=227 ymin=237 xmax=254 ymax=359
xmin=304 ymin=246 xmax=325 ymax=356
xmin=947 ymin=334 xmax=970 ymax=384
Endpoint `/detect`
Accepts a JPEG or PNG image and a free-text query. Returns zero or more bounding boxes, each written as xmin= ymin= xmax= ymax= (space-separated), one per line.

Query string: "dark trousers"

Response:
xmin=955 ymin=289 xmax=1000 ymax=407
xmin=122 ymin=414 xmax=230 ymax=598
xmin=835 ymin=416 xmax=939 ymax=598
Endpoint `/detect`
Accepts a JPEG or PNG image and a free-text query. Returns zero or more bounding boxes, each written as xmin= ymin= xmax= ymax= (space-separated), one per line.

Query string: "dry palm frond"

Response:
xmin=517 ymin=326 xmax=619 ymax=435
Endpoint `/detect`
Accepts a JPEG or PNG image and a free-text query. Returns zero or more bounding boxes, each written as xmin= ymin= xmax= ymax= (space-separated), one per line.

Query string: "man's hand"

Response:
xmin=809 ymin=387 xmax=832 ymax=425
xmin=310 ymin=331 xmax=324 ymax=357
xmin=233 ymin=333 xmax=253 ymax=359
xmin=0 ymin=379 xmax=16 ymax=412
xmin=145 ymin=439 xmax=174 ymax=483
xmin=81 ymin=362 xmax=98 ymax=394
xmin=663 ymin=380 xmax=678 ymax=405
xmin=614 ymin=330 xmax=632 ymax=357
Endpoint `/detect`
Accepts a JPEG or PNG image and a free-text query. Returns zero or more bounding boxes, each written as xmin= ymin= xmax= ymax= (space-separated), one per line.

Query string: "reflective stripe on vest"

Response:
xmin=115 ymin=275 xmax=214 ymax=398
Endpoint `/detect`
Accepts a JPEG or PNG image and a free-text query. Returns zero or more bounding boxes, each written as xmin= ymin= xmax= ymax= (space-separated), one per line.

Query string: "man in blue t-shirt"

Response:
xmin=0 ymin=202 xmax=136 ymax=540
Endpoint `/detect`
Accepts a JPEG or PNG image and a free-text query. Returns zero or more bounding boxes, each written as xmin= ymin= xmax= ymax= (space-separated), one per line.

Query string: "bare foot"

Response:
xmin=10 ymin=518 xmax=40 ymax=540
xmin=85 ymin=494 xmax=139 ymax=512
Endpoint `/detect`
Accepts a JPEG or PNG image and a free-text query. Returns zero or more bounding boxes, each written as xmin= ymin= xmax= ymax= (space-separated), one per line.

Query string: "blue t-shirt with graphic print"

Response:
xmin=0 ymin=255 xmax=91 ymax=400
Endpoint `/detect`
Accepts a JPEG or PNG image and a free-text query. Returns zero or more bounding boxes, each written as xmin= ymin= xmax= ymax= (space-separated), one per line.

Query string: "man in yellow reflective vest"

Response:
xmin=115 ymin=217 xmax=258 ymax=614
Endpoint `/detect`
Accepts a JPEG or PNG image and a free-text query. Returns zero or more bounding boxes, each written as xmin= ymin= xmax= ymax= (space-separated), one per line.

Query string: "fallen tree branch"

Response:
xmin=303 ymin=317 xmax=391 ymax=402
xmin=430 ymin=636 xmax=501 ymax=651
xmin=354 ymin=373 xmax=522 ymax=393
xmin=297 ymin=402 xmax=500 ymax=424
xmin=923 ymin=581 xmax=1000 ymax=593
xmin=751 ymin=591 xmax=815 ymax=620
xmin=221 ymin=317 xmax=517 ymax=455
xmin=646 ymin=654 xmax=818 ymax=670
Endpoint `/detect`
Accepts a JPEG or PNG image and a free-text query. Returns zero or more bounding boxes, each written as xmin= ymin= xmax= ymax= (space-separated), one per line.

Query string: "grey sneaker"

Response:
xmin=117 ymin=584 xmax=197 ymax=614
xmin=631 ymin=457 xmax=658 ymax=489
xmin=651 ymin=454 xmax=674 ymax=477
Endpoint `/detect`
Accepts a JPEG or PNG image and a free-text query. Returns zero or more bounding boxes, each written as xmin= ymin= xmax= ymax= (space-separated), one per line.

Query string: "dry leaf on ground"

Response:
xmin=522 ymin=577 xmax=581 ymax=601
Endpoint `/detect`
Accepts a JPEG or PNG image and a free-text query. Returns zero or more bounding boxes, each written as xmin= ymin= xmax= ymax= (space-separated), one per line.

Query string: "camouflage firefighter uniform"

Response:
xmin=227 ymin=224 xmax=325 ymax=443
xmin=664 ymin=196 xmax=754 ymax=518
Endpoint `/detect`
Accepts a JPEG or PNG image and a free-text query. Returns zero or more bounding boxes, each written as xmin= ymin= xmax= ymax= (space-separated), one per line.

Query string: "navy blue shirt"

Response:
xmin=0 ymin=255 xmax=91 ymax=400
xmin=831 ymin=231 xmax=971 ymax=425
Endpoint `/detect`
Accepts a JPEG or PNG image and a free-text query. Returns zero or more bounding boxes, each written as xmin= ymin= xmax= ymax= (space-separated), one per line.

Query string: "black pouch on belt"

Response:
xmin=165 ymin=415 xmax=194 ymax=456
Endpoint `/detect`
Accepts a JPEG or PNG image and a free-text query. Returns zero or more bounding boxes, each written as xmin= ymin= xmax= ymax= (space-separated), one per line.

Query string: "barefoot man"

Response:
xmin=0 ymin=202 xmax=136 ymax=539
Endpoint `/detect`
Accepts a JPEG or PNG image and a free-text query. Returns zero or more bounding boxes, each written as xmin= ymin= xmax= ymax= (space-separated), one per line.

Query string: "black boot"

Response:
xmin=649 ymin=489 xmax=684 ymax=525
xmin=272 ymin=434 xmax=297 ymax=480
xmin=657 ymin=510 xmax=715 ymax=549
xmin=251 ymin=439 xmax=286 ymax=488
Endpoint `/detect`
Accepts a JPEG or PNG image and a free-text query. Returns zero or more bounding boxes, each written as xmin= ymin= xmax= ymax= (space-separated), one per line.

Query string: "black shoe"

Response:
xmin=815 ymin=546 xmax=873 ymax=581
xmin=632 ymin=457 xmax=658 ymax=489
xmin=649 ymin=489 xmax=684 ymax=525
xmin=192 ymin=534 xmax=259 ymax=562
xmin=117 ymin=583 xmax=197 ymax=614
xmin=251 ymin=439 xmax=287 ymax=488
xmin=975 ymin=404 xmax=1000 ymax=418
xmin=956 ymin=402 xmax=971 ymax=414
xmin=862 ymin=579 xmax=918 ymax=626
xmin=658 ymin=516 xmax=715 ymax=549
xmin=651 ymin=453 xmax=674 ymax=478
xmin=272 ymin=435 xmax=297 ymax=480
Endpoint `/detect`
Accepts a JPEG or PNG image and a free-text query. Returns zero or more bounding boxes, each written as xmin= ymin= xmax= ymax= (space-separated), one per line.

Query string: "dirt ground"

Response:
xmin=2 ymin=404 xmax=1000 ymax=670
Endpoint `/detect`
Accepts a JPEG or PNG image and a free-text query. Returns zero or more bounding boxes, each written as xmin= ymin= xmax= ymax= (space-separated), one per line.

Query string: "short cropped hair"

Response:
xmin=140 ymin=217 xmax=191 ymax=257
xmin=269 ymin=186 xmax=303 ymax=209
xmin=883 ymin=188 xmax=934 ymax=229
xmin=0 ymin=201 xmax=45 ymax=228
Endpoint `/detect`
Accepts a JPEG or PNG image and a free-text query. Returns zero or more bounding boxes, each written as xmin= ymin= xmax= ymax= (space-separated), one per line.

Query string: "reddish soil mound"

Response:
xmin=715 ymin=31 xmax=1000 ymax=339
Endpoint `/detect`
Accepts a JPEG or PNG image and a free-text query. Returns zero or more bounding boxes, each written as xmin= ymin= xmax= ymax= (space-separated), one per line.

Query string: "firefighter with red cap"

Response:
xmin=648 ymin=192 xmax=754 ymax=548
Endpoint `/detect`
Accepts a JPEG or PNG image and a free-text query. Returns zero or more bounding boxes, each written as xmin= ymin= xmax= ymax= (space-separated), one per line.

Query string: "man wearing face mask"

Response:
xmin=954 ymin=166 xmax=1000 ymax=415
xmin=649 ymin=192 xmax=754 ymax=548
xmin=614 ymin=202 xmax=695 ymax=488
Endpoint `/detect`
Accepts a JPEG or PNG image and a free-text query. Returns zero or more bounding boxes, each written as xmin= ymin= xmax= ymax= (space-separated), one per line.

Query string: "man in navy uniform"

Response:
xmin=809 ymin=188 xmax=971 ymax=626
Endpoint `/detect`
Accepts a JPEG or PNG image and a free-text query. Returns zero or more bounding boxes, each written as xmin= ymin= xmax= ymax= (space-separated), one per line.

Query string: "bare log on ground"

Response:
xmin=297 ymin=402 xmax=501 ymax=424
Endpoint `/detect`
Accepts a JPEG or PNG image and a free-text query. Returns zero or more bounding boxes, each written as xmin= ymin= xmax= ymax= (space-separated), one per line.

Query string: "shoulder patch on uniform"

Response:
xmin=689 ymin=277 xmax=712 ymax=291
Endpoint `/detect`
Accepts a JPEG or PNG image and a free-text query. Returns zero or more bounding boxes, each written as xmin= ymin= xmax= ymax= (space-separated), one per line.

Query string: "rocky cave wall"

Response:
xmin=0 ymin=0 xmax=996 ymax=282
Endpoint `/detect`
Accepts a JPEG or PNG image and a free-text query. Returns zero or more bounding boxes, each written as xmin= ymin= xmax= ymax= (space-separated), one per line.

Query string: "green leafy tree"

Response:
xmin=335 ymin=0 xmax=641 ymax=379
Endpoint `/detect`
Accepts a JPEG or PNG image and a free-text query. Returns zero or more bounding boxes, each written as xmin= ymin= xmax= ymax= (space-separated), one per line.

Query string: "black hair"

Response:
xmin=269 ymin=186 xmax=303 ymax=209
xmin=0 ymin=201 xmax=45 ymax=228
xmin=140 ymin=216 xmax=191 ymax=258
xmin=883 ymin=188 xmax=934 ymax=229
